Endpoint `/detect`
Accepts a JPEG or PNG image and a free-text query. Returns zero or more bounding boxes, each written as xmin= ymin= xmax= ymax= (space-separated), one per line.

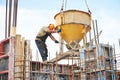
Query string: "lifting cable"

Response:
xmin=60 ymin=0 xmax=67 ymax=12
xmin=60 ymin=0 xmax=67 ymax=24
xmin=84 ymin=0 xmax=92 ymax=14
xmin=61 ymin=0 xmax=91 ymax=14
xmin=60 ymin=0 xmax=67 ymax=25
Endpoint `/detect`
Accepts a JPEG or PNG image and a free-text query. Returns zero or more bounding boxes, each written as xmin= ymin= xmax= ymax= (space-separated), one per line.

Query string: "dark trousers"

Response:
xmin=35 ymin=40 xmax=48 ymax=61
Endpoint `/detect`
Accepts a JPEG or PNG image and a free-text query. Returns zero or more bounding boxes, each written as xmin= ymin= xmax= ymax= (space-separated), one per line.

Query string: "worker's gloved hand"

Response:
xmin=55 ymin=40 xmax=59 ymax=43
xmin=57 ymin=29 xmax=61 ymax=33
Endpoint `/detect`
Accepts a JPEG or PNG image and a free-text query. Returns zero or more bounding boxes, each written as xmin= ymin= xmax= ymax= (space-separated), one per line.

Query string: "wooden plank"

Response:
xmin=22 ymin=37 xmax=25 ymax=60
xmin=25 ymin=40 xmax=31 ymax=80
xmin=15 ymin=35 xmax=21 ymax=66
xmin=15 ymin=35 xmax=22 ymax=80
xmin=22 ymin=37 xmax=26 ymax=79
xmin=47 ymin=51 xmax=80 ymax=63
xmin=11 ymin=27 xmax=16 ymax=36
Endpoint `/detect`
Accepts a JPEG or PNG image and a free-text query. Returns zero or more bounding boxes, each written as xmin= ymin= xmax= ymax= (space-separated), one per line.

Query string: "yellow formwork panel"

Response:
xmin=60 ymin=23 xmax=90 ymax=44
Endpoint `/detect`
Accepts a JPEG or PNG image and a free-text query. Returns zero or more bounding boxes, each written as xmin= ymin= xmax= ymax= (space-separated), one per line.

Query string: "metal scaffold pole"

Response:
xmin=8 ymin=0 xmax=12 ymax=37
xmin=9 ymin=0 xmax=18 ymax=80
xmin=118 ymin=39 xmax=120 ymax=48
xmin=5 ymin=0 xmax=8 ymax=38
xmin=92 ymin=19 xmax=102 ymax=80
xmin=113 ymin=44 xmax=117 ymax=80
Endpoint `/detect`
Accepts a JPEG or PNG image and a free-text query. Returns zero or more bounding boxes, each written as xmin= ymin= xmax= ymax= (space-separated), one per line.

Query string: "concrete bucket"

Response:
xmin=54 ymin=10 xmax=91 ymax=50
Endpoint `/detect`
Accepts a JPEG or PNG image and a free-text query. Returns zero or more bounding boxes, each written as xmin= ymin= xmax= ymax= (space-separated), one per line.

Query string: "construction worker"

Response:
xmin=35 ymin=24 xmax=61 ymax=61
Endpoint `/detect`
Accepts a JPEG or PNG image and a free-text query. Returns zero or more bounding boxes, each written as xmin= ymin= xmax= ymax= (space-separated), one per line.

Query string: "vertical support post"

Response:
xmin=11 ymin=0 xmax=18 ymax=36
xmin=9 ymin=36 xmax=15 ymax=80
xmin=83 ymin=24 xmax=87 ymax=48
xmin=103 ymin=46 xmax=107 ymax=80
xmin=113 ymin=44 xmax=117 ymax=80
xmin=21 ymin=37 xmax=25 ymax=80
xmin=5 ymin=0 xmax=8 ymax=38
xmin=108 ymin=43 xmax=115 ymax=80
xmin=14 ymin=35 xmax=23 ymax=80
xmin=55 ymin=52 xmax=59 ymax=80
xmin=59 ymin=37 xmax=64 ymax=54
xmin=59 ymin=5 xmax=64 ymax=54
xmin=84 ymin=50 xmax=87 ymax=80
xmin=119 ymin=39 xmax=120 ymax=49
xmin=72 ymin=52 xmax=74 ymax=80
xmin=24 ymin=40 xmax=31 ymax=80
xmin=89 ymin=27 xmax=92 ymax=48
xmin=92 ymin=20 xmax=102 ymax=80
xmin=8 ymin=0 xmax=12 ymax=37
xmin=59 ymin=9 xmax=64 ymax=54
xmin=8 ymin=1 xmax=18 ymax=79
xmin=95 ymin=20 xmax=99 ymax=44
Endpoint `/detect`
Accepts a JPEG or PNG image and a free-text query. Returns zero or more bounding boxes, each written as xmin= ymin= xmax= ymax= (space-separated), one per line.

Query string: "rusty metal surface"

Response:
xmin=0 ymin=38 xmax=9 ymax=55
xmin=0 ymin=58 xmax=8 ymax=71
xmin=0 ymin=73 xmax=8 ymax=80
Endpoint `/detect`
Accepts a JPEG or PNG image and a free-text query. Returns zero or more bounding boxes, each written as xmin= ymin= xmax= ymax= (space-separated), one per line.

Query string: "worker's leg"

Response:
xmin=35 ymin=40 xmax=48 ymax=61
xmin=41 ymin=47 xmax=47 ymax=61
xmin=39 ymin=41 xmax=48 ymax=61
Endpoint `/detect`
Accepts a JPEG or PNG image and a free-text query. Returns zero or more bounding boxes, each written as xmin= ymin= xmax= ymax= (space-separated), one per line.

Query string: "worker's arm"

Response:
xmin=49 ymin=34 xmax=59 ymax=43
xmin=47 ymin=30 xmax=57 ymax=33
xmin=47 ymin=29 xmax=61 ymax=33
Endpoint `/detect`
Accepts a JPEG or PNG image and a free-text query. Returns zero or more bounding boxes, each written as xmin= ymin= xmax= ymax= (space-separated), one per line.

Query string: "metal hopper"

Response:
xmin=54 ymin=10 xmax=91 ymax=50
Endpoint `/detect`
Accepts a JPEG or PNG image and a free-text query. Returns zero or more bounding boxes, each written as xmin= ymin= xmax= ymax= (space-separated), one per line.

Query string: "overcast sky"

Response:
xmin=0 ymin=0 xmax=120 ymax=61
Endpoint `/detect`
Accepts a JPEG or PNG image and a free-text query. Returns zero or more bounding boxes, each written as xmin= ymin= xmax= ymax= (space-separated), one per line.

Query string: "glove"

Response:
xmin=57 ymin=29 xmax=61 ymax=33
xmin=55 ymin=40 xmax=59 ymax=43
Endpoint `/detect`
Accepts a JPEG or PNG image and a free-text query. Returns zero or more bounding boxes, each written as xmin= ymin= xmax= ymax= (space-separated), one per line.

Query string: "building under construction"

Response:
xmin=0 ymin=0 xmax=120 ymax=80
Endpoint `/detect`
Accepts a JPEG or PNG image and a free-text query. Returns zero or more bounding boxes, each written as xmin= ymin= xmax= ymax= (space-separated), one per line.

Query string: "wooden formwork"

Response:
xmin=0 ymin=38 xmax=9 ymax=80
xmin=0 ymin=36 xmax=118 ymax=80
xmin=10 ymin=35 xmax=31 ymax=80
xmin=30 ymin=61 xmax=80 ymax=80
xmin=0 ymin=34 xmax=31 ymax=80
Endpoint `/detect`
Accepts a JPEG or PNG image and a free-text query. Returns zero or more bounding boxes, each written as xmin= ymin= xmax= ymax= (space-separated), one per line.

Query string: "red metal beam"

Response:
xmin=0 ymin=38 xmax=9 ymax=44
xmin=0 ymin=38 xmax=9 ymax=55
xmin=0 ymin=54 xmax=8 ymax=59
xmin=0 ymin=70 xmax=8 ymax=74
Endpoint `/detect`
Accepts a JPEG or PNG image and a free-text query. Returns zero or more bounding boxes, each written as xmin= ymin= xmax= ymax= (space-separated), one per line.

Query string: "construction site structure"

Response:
xmin=0 ymin=9 xmax=120 ymax=80
xmin=0 ymin=36 xmax=120 ymax=80
xmin=0 ymin=0 xmax=120 ymax=80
